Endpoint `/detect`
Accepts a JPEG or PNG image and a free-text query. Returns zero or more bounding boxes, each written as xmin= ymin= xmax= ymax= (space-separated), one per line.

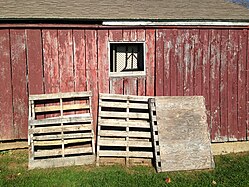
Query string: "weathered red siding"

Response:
xmin=0 ymin=27 xmax=248 ymax=142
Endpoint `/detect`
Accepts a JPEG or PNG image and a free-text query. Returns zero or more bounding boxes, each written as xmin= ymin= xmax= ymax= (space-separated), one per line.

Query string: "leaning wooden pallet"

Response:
xmin=96 ymin=93 xmax=154 ymax=166
xmin=152 ymin=96 xmax=215 ymax=172
xmin=28 ymin=91 xmax=95 ymax=169
xmin=148 ymin=98 xmax=162 ymax=172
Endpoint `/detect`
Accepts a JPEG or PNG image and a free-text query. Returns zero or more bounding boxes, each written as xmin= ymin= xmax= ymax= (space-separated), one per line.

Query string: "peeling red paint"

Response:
xmin=0 ymin=27 xmax=248 ymax=142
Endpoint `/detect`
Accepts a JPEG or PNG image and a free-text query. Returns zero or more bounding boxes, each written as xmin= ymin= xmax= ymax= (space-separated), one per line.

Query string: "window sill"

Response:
xmin=109 ymin=71 xmax=146 ymax=78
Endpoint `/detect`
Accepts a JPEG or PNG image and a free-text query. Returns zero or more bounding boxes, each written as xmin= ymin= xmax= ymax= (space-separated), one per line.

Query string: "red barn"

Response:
xmin=0 ymin=0 xmax=249 ymax=143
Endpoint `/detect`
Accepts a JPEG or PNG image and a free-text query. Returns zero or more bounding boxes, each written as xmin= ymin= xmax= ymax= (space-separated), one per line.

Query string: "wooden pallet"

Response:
xmin=28 ymin=91 xmax=95 ymax=169
xmin=96 ymin=93 xmax=154 ymax=166
xmin=148 ymin=98 xmax=162 ymax=172
xmin=153 ymin=96 xmax=215 ymax=172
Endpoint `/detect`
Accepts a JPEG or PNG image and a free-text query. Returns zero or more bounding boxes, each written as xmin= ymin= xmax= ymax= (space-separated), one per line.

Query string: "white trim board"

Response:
xmin=103 ymin=21 xmax=249 ymax=26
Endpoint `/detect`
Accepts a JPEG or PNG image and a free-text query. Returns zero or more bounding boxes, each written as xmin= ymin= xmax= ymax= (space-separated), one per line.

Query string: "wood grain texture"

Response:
xmin=237 ymin=30 xmax=247 ymax=140
xmin=220 ymin=30 xmax=229 ymax=141
xmin=0 ymin=29 xmax=13 ymax=140
xmin=194 ymin=29 xmax=203 ymax=96
xmin=42 ymin=30 xmax=60 ymax=119
xmin=176 ymin=29 xmax=185 ymax=96
xmin=155 ymin=96 xmax=214 ymax=172
xmin=137 ymin=77 xmax=146 ymax=96
xmin=137 ymin=29 xmax=146 ymax=42
xmin=42 ymin=30 xmax=60 ymax=94
xmin=26 ymin=29 xmax=44 ymax=95
xmin=201 ymin=29 xmax=211 ymax=137
xmin=58 ymin=30 xmax=74 ymax=92
xmin=155 ymin=29 xmax=164 ymax=96
xmin=227 ymin=30 xmax=239 ymax=141
xmin=98 ymin=30 xmax=109 ymax=93
xmin=10 ymin=29 xmax=28 ymax=139
xmin=163 ymin=29 xmax=171 ymax=96
xmin=110 ymin=78 xmax=123 ymax=94
xmin=209 ymin=29 xmax=221 ymax=141
xmin=170 ymin=29 xmax=177 ymax=96
xmin=123 ymin=78 xmax=137 ymax=95
xmin=109 ymin=29 xmax=123 ymax=42
xmin=73 ymin=30 xmax=86 ymax=92
xmin=183 ymin=29 xmax=195 ymax=96
xmin=247 ymin=30 xmax=249 ymax=140
xmin=85 ymin=30 xmax=98 ymax=132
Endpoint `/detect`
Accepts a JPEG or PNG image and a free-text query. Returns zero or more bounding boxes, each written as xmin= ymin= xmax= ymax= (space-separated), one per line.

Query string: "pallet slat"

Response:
xmin=30 ymin=124 xmax=93 ymax=134
xmin=100 ymin=101 xmax=149 ymax=110
xmin=99 ymin=93 xmax=150 ymax=101
xmin=35 ymin=147 xmax=93 ymax=157
xmin=98 ymin=151 xmax=153 ymax=158
xmin=99 ymin=111 xmax=149 ymax=119
xmin=34 ymin=138 xmax=92 ymax=146
xmin=35 ymin=103 xmax=90 ymax=113
xmin=99 ymin=119 xmax=150 ymax=128
xmin=29 ymin=155 xmax=95 ymax=169
xmin=29 ymin=115 xmax=92 ymax=126
xmin=98 ymin=139 xmax=152 ymax=147
xmin=29 ymin=91 xmax=92 ymax=100
xmin=99 ymin=131 xmax=151 ymax=138
xmin=33 ymin=133 xmax=93 ymax=140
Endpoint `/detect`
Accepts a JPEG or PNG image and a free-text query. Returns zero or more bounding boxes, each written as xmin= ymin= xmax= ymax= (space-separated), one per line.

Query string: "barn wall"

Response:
xmin=0 ymin=27 xmax=248 ymax=142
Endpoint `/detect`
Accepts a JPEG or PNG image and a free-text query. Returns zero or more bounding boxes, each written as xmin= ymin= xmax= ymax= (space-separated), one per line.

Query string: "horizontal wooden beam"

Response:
xmin=0 ymin=141 xmax=28 ymax=151
xmin=29 ymin=91 xmax=92 ymax=100
xmin=98 ymin=139 xmax=152 ymax=147
xmin=34 ymin=138 xmax=92 ymax=146
xmin=99 ymin=111 xmax=149 ymax=119
xmin=100 ymin=101 xmax=148 ymax=110
xmin=98 ymin=150 xmax=153 ymax=158
xmin=33 ymin=133 xmax=93 ymax=140
xmin=30 ymin=124 xmax=93 ymax=134
xmin=29 ymin=115 xmax=92 ymax=126
xmin=35 ymin=104 xmax=90 ymax=113
xmin=98 ymin=130 xmax=151 ymax=138
xmin=34 ymin=147 xmax=93 ymax=157
xmin=98 ymin=119 xmax=151 ymax=128
xmin=29 ymin=155 xmax=95 ymax=169
xmin=99 ymin=93 xmax=152 ymax=102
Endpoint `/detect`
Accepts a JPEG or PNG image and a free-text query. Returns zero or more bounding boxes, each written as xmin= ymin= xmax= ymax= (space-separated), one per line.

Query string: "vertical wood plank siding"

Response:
xmin=0 ymin=27 xmax=248 ymax=142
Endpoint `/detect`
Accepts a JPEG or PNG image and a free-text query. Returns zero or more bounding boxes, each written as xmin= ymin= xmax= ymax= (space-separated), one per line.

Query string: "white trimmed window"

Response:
xmin=109 ymin=42 xmax=145 ymax=77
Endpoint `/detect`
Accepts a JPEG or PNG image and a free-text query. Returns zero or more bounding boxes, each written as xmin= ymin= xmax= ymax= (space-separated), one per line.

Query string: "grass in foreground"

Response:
xmin=0 ymin=150 xmax=249 ymax=187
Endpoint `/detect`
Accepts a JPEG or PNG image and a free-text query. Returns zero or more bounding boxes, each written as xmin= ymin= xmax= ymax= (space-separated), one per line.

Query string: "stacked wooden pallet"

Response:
xmin=28 ymin=92 xmax=95 ymax=169
xmin=97 ymin=94 xmax=154 ymax=166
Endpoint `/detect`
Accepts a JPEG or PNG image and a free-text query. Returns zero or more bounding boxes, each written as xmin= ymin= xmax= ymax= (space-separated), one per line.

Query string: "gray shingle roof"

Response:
xmin=0 ymin=0 xmax=249 ymax=21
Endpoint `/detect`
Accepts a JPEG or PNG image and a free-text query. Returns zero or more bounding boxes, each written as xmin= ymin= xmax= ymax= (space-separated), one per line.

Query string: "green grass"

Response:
xmin=0 ymin=150 xmax=249 ymax=187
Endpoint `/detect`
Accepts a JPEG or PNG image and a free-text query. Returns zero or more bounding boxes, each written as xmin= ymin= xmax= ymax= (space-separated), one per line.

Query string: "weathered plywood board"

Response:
xmin=155 ymin=96 xmax=214 ymax=172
